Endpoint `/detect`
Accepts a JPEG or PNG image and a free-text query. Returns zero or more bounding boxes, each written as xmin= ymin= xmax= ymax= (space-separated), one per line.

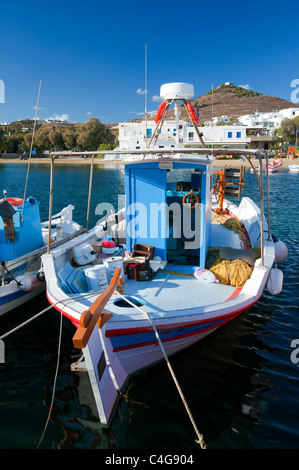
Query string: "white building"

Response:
xmin=237 ymin=108 xmax=299 ymax=129
xmin=115 ymin=119 xmax=250 ymax=150
xmin=204 ymin=115 xmax=232 ymax=126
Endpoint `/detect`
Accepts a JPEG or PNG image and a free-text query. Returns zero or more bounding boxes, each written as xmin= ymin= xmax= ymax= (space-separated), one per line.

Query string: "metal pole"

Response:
xmin=264 ymin=150 xmax=271 ymax=241
xmin=258 ymin=153 xmax=264 ymax=266
xmin=86 ymin=154 xmax=94 ymax=231
xmin=145 ymin=44 xmax=148 ymax=147
xmin=47 ymin=155 xmax=54 ymax=254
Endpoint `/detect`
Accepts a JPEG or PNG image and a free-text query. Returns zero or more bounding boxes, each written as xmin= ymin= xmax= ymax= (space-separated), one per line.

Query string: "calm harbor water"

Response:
xmin=0 ymin=162 xmax=298 ymax=450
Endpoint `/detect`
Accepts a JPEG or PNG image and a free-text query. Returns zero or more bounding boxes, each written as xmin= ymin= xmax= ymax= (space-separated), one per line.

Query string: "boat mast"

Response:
xmin=145 ymin=44 xmax=148 ymax=147
xmin=21 ymin=80 xmax=42 ymax=219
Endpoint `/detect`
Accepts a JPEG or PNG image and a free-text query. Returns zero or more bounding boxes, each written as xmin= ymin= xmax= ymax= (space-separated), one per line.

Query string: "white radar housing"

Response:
xmin=160 ymin=82 xmax=194 ymax=100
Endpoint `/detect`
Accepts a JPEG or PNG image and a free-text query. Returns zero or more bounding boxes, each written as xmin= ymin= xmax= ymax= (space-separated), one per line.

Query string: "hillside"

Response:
xmin=145 ymin=83 xmax=299 ymax=124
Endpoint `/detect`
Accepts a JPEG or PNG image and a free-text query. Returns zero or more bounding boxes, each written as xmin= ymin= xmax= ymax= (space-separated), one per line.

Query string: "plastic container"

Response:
xmin=194 ymin=268 xmax=219 ymax=283
xmin=85 ymin=265 xmax=108 ymax=291
xmin=104 ymin=256 xmax=124 ymax=282
xmin=72 ymin=243 xmax=96 ymax=265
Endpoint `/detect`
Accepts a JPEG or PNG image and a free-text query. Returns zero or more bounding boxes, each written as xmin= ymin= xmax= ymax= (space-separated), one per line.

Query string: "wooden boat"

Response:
xmin=42 ymin=83 xmax=287 ymax=430
xmin=0 ymin=196 xmax=81 ymax=317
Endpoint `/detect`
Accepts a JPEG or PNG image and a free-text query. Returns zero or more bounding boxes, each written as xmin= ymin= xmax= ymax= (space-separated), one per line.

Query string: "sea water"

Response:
xmin=0 ymin=163 xmax=298 ymax=450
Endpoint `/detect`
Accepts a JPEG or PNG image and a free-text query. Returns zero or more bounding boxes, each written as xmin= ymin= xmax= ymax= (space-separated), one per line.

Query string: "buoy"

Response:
xmin=186 ymin=101 xmax=199 ymax=124
xmin=102 ymin=237 xmax=117 ymax=254
xmin=267 ymin=268 xmax=283 ymax=295
xmin=272 ymin=235 xmax=288 ymax=263
xmin=155 ymin=101 xmax=167 ymax=124
xmin=17 ymin=272 xmax=45 ymax=291
xmin=0 ymin=197 xmax=24 ymax=207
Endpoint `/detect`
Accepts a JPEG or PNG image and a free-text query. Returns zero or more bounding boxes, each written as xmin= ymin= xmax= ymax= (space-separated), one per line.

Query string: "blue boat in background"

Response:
xmin=0 ymin=194 xmax=81 ymax=317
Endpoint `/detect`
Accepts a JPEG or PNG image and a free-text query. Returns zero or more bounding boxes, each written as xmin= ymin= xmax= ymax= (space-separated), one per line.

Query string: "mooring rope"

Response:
xmin=36 ymin=310 xmax=63 ymax=449
xmin=115 ymin=291 xmax=207 ymax=449
xmin=0 ymin=290 xmax=103 ymax=341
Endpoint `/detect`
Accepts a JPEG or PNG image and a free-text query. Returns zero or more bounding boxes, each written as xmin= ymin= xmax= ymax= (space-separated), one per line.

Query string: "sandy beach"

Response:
xmin=0 ymin=154 xmax=297 ymax=169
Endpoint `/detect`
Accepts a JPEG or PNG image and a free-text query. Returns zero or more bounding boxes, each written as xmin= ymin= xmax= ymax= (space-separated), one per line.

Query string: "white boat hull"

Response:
xmin=0 ymin=283 xmax=44 ymax=317
xmin=289 ymin=165 xmax=299 ymax=172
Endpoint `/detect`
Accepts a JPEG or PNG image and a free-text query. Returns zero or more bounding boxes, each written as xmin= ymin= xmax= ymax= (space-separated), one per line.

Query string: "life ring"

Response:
xmin=155 ymin=101 xmax=167 ymax=124
xmin=1 ymin=197 xmax=24 ymax=207
xmin=182 ymin=191 xmax=199 ymax=209
xmin=186 ymin=101 xmax=199 ymax=124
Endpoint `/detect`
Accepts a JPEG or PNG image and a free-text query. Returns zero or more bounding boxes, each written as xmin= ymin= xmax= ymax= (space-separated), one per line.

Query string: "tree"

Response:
xmin=278 ymin=116 xmax=299 ymax=144
xmin=48 ymin=128 xmax=66 ymax=150
xmin=76 ymin=118 xmax=115 ymax=151
xmin=0 ymin=128 xmax=5 ymax=151
xmin=34 ymin=128 xmax=51 ymax=154
xmin=63 ymin=128 xmax=77 ymax=150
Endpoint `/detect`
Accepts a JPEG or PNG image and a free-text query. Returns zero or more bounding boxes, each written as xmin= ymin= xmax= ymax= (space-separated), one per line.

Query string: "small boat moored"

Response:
xmin=0 ymin=194 xmax=81 ymax=317
xmin=42 ymin=82 xmax=288 ymax=436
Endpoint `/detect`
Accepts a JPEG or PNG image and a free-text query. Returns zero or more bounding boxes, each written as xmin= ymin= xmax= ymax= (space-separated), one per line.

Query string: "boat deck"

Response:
xmin=106 ymin=269 xmax=238 ymax=320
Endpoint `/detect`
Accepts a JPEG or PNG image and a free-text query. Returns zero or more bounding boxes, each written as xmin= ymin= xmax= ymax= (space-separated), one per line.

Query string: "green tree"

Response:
xmin=48 ymin=128 xmax=66 ymax=150
xmin=76 ymin=118 xmax=115 ymax=151
xmin=34 ymin=128 xmax=51 ymax=153
xmin=278 ymin=116 xmax=299 ymax=143
xmin=63 ymin=128 xmax=77 ymax=150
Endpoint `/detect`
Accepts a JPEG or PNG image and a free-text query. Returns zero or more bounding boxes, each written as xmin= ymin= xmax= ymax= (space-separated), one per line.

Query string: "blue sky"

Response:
xmin=1 ymin=0 xmax=299 ymax=124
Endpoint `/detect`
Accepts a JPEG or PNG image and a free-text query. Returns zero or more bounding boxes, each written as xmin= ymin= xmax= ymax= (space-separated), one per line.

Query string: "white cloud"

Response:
xmin=86 ymin=111 xmax=92 ymax=115
xmin=33 ymin=106 xmax=46 ymax=110
xmin=151 ymin=95 xmax=161 ymax=102
xmin=238 ymin=84 xmax=251 ymax=90
xmin=45 ymin=113 xmax=70 ymax=122
xmin=136 ymin=88 xmax=147 ymax=95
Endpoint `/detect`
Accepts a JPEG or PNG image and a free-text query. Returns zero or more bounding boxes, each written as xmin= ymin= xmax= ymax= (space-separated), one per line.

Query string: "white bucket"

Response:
xmin=85 ymin=265 xmax=108 ymax=291
xmin=104 ymin=256 xmax=124 ymax=282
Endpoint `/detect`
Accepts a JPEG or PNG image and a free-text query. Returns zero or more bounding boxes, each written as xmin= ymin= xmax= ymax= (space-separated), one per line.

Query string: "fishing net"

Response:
xmin=206 ymin=247 xmax=260 ymax=287
xmin=211 ymin=211 xmax=251 ymax=249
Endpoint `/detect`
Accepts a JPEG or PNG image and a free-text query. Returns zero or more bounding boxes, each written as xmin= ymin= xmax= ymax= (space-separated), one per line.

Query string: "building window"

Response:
xmin=228 ymin=132 xmax=232 ymax=138
xmin=147 ymin=129 xmax=152 ymax=137
xmin=236 ymin=132 xmax=241 ymax=138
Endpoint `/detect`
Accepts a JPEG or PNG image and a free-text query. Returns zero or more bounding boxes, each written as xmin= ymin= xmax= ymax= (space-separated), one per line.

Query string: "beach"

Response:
xmin=1 ymin=154 xmax=297 ymax=168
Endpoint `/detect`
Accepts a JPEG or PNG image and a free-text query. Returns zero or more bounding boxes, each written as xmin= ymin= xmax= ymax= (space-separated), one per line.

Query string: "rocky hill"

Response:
xmin=145 ymin=83 xmax=299 ymax=124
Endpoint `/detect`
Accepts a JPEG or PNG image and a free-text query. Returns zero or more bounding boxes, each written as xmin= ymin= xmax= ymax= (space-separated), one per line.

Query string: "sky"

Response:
xmin=1 ymin=0 xmax=299 ymax=125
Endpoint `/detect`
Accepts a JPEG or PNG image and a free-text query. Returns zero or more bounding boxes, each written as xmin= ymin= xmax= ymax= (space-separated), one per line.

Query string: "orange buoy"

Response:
xmin=1 ymin=197 xmax=24 ymax=207
xmin=155 ymin=101 xmax=167 ymax=124
xmin=186 ymin=101 xmax=199 ymax=124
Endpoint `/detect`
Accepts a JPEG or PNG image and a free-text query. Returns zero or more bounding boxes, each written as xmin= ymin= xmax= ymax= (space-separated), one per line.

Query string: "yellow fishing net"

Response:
xmin=206 ymin=247 xmax=260 ymax=287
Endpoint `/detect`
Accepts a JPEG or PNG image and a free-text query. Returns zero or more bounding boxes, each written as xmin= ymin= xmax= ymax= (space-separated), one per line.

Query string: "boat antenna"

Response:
xmin=21 ymin=80 xmax=42 ymax=218
xmin=211 ymin=83 xmax=214 ymax=154
xmin=145 ymin=44 xmax=148 ymax=146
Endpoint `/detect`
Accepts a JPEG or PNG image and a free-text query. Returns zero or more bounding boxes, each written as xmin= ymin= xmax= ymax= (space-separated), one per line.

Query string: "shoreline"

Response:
xmin=0 ymin=155 xmax=298 ymax=169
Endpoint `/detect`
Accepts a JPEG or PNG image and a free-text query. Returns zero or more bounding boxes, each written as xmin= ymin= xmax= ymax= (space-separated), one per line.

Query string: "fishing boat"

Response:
xmin=0 ymin=195 xmax=81 ymax=317
xmin=268 ymin=158 xmax=283 ymax=173
xmin=42 ymin=82 xmax=288 ymax=431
